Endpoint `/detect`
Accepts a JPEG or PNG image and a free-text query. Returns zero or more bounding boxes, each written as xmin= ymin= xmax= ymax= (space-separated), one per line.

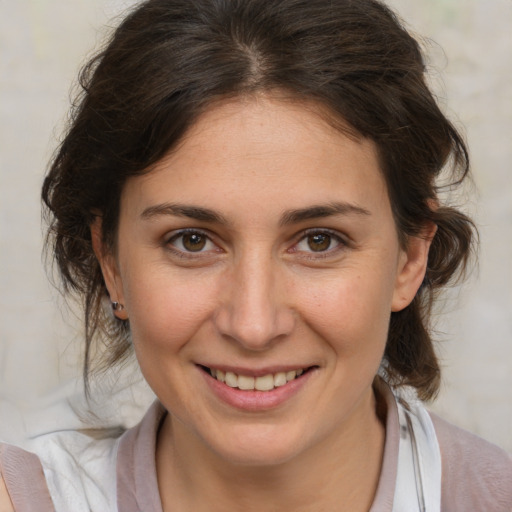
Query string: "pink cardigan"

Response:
xmin=1 ymin=383 xmax=511 ymax=511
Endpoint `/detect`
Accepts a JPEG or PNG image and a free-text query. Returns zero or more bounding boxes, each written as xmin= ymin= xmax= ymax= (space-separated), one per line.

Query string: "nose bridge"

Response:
xmin=215 ymin=247 xmax=294 ymax=350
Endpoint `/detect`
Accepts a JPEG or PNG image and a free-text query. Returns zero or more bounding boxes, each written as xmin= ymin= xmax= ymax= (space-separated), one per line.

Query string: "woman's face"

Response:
xmin=97 ymin=96 xmax=429 ymax=466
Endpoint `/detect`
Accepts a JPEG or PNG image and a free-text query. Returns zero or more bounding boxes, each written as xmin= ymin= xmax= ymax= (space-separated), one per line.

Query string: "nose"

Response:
xmin=213 ymin=252 xmax=295 ymax=351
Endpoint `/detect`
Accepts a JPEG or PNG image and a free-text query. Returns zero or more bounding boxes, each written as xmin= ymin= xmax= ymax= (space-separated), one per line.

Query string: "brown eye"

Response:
xmin=182 ymin=232 xmax=207 ymax=252
xmin=294 ymin=230 xmax=344 ymax=256
xmin=307 ymin=233 xmax=332 ymax=252
xmin=168 ymin=230 xmax=215 ymax=254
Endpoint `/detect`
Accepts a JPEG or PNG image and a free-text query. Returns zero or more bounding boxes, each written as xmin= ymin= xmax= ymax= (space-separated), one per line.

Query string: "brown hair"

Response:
xmin=42 ymin=0 xmax=476 ymax=400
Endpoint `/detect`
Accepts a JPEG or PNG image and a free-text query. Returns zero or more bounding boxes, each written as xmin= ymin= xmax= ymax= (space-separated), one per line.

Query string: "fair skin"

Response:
xmin=0 ymin=474 xmax=13 ymax=512
xmin=93 ymin=95 xmax=432 ymax=512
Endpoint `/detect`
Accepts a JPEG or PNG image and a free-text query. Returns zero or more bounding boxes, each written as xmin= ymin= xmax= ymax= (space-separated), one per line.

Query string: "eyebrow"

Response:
xmin=140 ymin=203 xmax=228 ymax=224
xmin=279 ymin=202 xmax=371 ymax=226
xmin=140 ymin=201 xmax=371 ymax=225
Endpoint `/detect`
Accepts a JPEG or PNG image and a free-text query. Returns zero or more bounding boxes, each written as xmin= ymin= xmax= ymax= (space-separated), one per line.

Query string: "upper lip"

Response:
xmin=197 ymin=364 xmax=316 ymax=377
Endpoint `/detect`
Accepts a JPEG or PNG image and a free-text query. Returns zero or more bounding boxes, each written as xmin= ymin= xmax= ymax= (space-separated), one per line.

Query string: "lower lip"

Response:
xmin=199 ymin=367 xmax=315 ymax=411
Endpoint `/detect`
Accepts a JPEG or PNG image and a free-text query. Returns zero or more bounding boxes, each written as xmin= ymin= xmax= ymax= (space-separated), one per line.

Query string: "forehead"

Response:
xmin=120 ymin=96 xmax=390 ymax=222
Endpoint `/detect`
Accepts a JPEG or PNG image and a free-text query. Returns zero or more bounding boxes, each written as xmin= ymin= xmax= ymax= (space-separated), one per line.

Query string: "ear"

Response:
xmin=90 ymin=217 xmax=129 ymax=320
xmin=391 ymin=222 xmax=437 ymax=312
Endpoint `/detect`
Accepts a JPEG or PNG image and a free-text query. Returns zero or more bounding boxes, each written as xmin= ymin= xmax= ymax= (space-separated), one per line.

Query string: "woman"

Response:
xmin=1 ymin=0 xmax=511 ymax=510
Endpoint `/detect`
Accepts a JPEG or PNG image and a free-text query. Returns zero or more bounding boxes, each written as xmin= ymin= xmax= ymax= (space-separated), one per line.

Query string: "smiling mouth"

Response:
xmin=201 ymin=366 xmax=314 ymax=392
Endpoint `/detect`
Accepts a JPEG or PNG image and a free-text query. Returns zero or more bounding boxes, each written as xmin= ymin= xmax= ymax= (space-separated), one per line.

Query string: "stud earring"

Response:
xmin=112 ymin=301 xmax=125 ymax=311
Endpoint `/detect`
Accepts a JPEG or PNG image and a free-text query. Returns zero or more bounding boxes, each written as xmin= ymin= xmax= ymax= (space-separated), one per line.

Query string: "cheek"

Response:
xmin=122 ymin=265 xmax=219 ymax=354
xmin=295 ymin=266 xmax=396 ymax=355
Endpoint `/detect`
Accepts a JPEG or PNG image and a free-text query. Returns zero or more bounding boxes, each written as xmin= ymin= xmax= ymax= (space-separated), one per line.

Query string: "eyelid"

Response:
xmin=163 ymin=227 xmax=350 ymax=260
xmin=290 ymin=228 xmax=349 ymax=257
xmin=165 ymin=228 xmax=221 ymax=256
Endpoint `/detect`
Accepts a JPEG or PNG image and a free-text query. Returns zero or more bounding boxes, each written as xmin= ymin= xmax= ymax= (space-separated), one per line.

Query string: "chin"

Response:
xmin=206 ymin=424 xmax=307 ymax=467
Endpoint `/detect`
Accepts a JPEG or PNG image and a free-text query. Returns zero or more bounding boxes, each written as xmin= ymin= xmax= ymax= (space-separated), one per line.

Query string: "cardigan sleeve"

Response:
xmin=430 ymin=413 xmax=512 ymax=511
xmin=0 ymin=443 xmax=54 ymax=512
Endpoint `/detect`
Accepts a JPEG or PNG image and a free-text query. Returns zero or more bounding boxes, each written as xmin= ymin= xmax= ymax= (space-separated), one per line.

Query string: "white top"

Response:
xmin=27 ymin=430 xmax=119 ymax=511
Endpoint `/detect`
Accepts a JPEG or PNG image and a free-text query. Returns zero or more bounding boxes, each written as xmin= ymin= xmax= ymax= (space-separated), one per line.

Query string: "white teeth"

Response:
xmin=209 ymin=367 xmax=307 ymax=391
xmin=238 ymin=375 xmax=255 ymax=390
xmin=274 ymin=372 xmax=287 ymax=387
xmin=225 ymin=371 xmax=238 ymax=388
xmin=255 ymin=374 xmax=274 ymax=391
xmin=286 ymin=370 xmax=297 ymax=382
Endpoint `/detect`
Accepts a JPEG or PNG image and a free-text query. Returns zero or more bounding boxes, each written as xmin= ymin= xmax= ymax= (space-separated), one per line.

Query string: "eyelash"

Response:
xmin=164 ymin=228 xmax=348 ymax=259
xmin=165 ymin=228 xmax=219 ymax=258
xmin=290 ymin=228 xmax=348 ymax=259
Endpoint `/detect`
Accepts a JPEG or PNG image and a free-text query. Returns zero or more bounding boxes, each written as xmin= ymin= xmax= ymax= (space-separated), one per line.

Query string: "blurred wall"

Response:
xmin=0 ymin=0 xmax=511 ymax=450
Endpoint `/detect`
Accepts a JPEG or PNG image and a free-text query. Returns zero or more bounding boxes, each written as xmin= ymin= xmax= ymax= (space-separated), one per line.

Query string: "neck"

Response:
xmin=157 ymin=387 xmax=386 ymax=512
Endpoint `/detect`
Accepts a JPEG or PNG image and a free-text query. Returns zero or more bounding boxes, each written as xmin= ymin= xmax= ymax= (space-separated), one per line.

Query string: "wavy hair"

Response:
xmin=42 ymin=0 xmax=476 ymax=400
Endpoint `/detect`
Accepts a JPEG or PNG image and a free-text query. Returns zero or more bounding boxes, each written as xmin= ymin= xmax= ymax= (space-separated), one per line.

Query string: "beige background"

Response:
xmin=1 ymin=0 xmax=511 ymax=450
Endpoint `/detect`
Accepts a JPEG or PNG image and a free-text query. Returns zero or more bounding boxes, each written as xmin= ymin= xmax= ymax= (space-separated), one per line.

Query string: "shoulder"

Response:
xmin=430 ymin=413 xmax=512 ymax=511
xmin=0 ymin=475 xmax=14 ymax=512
